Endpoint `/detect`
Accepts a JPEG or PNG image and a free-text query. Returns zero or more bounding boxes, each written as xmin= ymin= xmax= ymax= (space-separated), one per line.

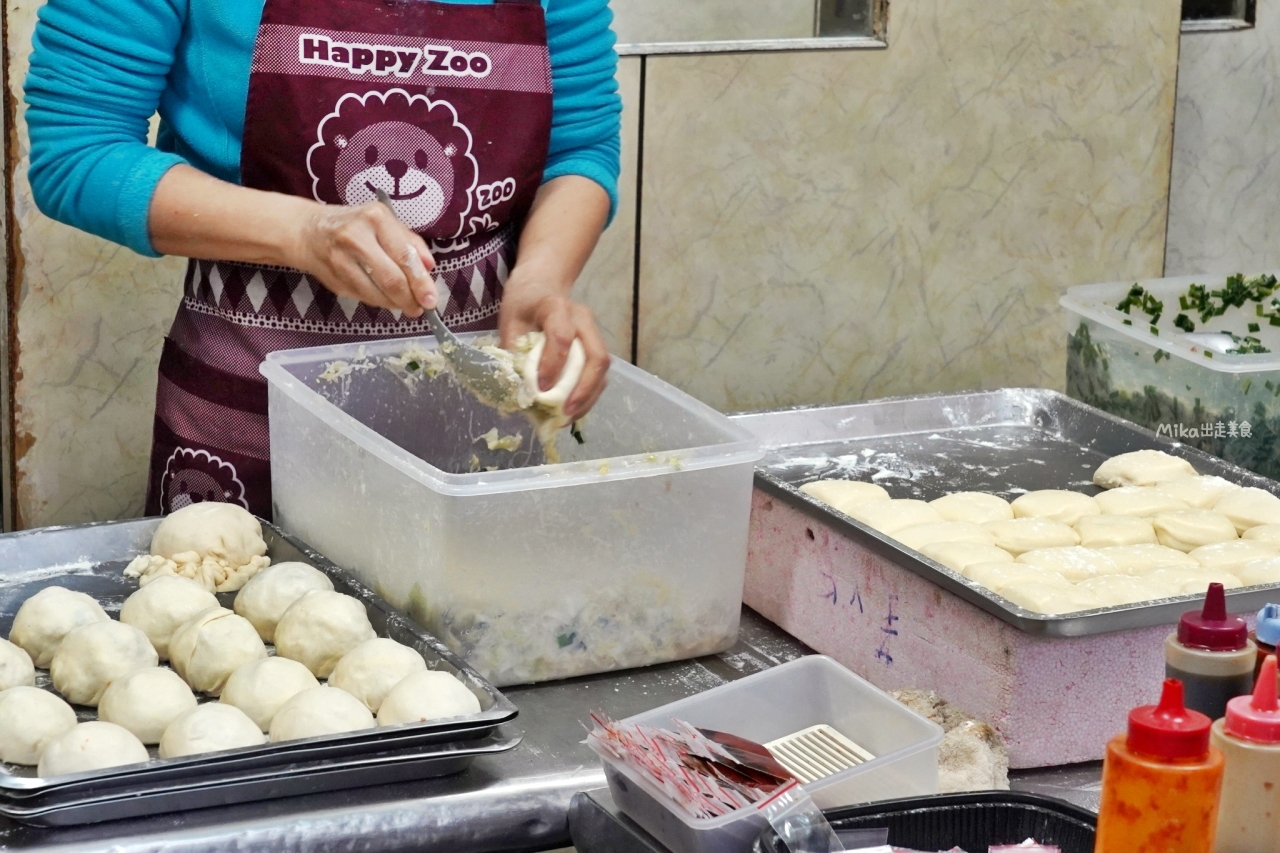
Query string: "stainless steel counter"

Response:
xmin=0 ymin=608 xmax=1102 ymax=852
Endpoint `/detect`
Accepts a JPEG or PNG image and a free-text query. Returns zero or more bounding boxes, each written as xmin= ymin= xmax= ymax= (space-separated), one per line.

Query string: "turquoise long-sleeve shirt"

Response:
xmin=24 ymin=0 xmax=622 ymax=258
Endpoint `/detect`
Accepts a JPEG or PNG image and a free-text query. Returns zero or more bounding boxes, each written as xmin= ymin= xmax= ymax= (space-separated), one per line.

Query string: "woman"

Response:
xmin=24 ymin=0 xmax=620 ymax=517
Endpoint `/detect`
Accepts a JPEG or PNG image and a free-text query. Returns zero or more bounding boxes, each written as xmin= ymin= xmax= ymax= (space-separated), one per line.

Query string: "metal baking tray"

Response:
xmin=0 ymin=517 xmax=518 ymax=802
xmin=732 ymin=388 xmax=1280 ymax=637
xmin=1 ymin=731 xmax=519 ymax=827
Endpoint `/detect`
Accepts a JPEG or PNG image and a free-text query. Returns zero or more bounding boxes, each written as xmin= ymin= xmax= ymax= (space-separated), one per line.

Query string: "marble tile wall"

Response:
xmin=1165 ymin=24 xmax=1280 ymax=275
xmin=610 ymin=0 xmax=812 ymax=46
xmin=635 ymin=0 xmax=1183 ymax=412
xmin=6 ymin=0 xmax=187 ymax=529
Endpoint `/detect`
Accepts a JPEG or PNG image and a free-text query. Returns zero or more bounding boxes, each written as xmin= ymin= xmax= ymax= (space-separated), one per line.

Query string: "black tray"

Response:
xmin=754 ymin=792 xmax=1096 ymax=853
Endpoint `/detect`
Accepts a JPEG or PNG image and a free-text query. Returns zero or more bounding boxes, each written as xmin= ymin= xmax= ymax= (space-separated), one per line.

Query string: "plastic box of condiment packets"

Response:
xmin=1061 ymin=272 xmax=1280 ymax=481
xmin=260 ymin=333 xmax=761 ymax=687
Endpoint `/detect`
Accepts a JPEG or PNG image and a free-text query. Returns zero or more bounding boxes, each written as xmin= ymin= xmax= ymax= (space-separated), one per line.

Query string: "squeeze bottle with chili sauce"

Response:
xmin=1211 ymin=654 xmax=1280 ymax=853
xmin=1095 ymin=679 xmax=1224 ymax=853
xmin=1249 ymin=603 xmax=1280 ymax=681
xmin=1165 ymin=583 xmax=1256 ymax=721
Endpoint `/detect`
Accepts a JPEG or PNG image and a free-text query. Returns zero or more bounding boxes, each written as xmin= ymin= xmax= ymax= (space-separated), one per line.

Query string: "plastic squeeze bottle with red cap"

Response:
xmin=1165 ymin=583 xmax=1256 ymax=721
xmin=1095 ymin=679 xmax=1224 ymax=853
xmin=1211 ymin=655 xmax=1280 ymax=853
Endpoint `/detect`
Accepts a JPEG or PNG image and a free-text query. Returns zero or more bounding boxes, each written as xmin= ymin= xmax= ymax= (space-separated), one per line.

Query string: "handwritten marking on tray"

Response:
xmin=874 ymin=594 xmax=900 ymax=665
xmin=819 ymin=572 xmax=865 ymax=614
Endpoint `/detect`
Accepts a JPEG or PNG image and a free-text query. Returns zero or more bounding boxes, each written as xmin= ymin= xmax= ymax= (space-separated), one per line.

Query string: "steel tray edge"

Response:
xmin=742 ymin=388 xmax=1280 ymax=638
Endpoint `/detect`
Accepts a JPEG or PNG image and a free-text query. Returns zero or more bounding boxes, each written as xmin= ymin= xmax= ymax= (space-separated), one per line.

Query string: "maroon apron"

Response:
xmin=146 ymin=0 xmax=552 ymax=517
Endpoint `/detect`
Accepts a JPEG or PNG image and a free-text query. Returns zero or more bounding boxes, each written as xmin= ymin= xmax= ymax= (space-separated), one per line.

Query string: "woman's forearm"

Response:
xmin=148 ymin=164 xmax=438 ymax=314
xmin=513 ymin=175 xmax=611 ymax=296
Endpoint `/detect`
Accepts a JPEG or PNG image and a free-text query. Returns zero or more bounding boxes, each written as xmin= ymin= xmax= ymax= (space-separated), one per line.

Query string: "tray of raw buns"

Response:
xmin=0 ymin=506 xmax=519 ymax=825
xmin=734 ymin=388 xmax=1280 ymax=636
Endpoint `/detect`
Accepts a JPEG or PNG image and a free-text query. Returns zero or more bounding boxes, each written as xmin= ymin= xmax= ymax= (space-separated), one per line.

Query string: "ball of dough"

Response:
xmin=892 ymin=521 xmax=994 ymax=551
xmin=169 ymin=607 xmax=267 ymax=696
xmin=1190 ymin=540 xmax=1280 ymax=574
xmin=119 ymin=575 xmax=219 ymax=660
xmin=999 ymin=581 xmax=1098 ymax=615
xmin=1215 ymin=487 xmax=1280 ymax=534
xmin=1016 ymin=547 xmax=1121 ymax=582
xmin=1244 ymin=524 xmax=1280 ymax=543
xmin=1077 ymin=575 xmax=1179 ymax=607
xmin=9 ymin=586 xmax=110 ymax=668
xmin=329 ymin=639 xmax=427 ymax=713
xmin=517 ymin=332 xmax=586 ymax=442
xmin=51 ymin=621 xmax=158 ymax=706
xmin=269 ymin=686 xmax=374 ymax=743
xmin=98 ymin=667 xmax=197 ymax=744
xmin=159 ymin=702 xmax=265 ymax=759
xmin=1148 ymin=567 xmax=1243 ymax=595
xmin=377 ymin=670 xmax=482 ymax=726
xmin=982 ymin=518 xmax=1079 ymax=556
xmin=845 ymin=500 xmax=944 ymax=535
xmin=0 ymin=639 xmax=34 ymax=691
xmin=274 ymin=591 xmax=377 ymax=678
xmin=1235 ymin=557 xmax=1280 ymax=587
xmin=918 ymin=542 xmax=1014 ymax=573
xmin=1153 ymin=509 xmax=1238 ymax=552
xmin=0 ymin=686 xmax=77 ymax=765
xmin=1075 ymin=515 xmax=1158 ymax=548
xmin=38 ymin=721 xmax=149 ymax=778
xmin=1095 ymin=486 xmax=1189 ymax=518
xmin=1094 ymin=450 xmax=1197 ymax=488
xmin=798 ymin=480 xmax=890 ymax=514
xmin=124 ymin=502 xmax=271 ymax=593
xmin=1153 ymin=475 xmax=1240 ymax=509
xmin=1097 ymin=544 xmax=1198 ymax=574
xmin=963 ymin=561 xmax=1072 ymax=593
xmin=1011 ymin=491 xmax=1101 ymax=526
xmin=232 ymin=562 xmax=334 ymax=643
xmin=220 ymin=656 xmax=319 ymax=732
xmin=929 ymin=492 xmax=1014 ymax=525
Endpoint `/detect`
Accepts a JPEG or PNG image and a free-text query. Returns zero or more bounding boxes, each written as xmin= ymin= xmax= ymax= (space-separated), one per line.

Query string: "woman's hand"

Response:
xmin=289 ymin=202 xmax=438 ymax=317
xmin=499 ymin=269 xmax=610 ymax=422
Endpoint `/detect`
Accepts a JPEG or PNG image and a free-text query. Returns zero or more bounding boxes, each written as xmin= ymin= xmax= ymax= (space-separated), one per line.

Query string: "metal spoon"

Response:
xmin=374 ymin=189 xmax=517 ymax=405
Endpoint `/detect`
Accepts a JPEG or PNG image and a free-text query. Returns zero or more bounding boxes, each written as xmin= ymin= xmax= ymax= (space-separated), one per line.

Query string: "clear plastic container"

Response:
xmin=1061 ymin=274 xmax=1280 ymax=481
xmin=593 ymin=655 xmax=944 ymax=853
xmin=259 ymin=334 xmax=761 ymax=687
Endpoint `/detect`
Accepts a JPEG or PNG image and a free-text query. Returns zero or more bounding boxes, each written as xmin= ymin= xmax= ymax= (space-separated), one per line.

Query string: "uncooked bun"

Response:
xmin=377 ymin=670 xmax=482 ymax=726
xmin=51 ymin=621 xmax=158 ymax=706
xmin=1096 ymin=544 xmax=1197 ymax=573
xmin=0 ymin=639 xmax=34 ymax=691
xmin=1075 ymin=515 xmax=1158 ymax=548
xmin=233 ymin=562 xmax=334 ymax=642
xmin=892 ymin=521 xmax=994 ymax=551
xmin=1190 ymin=540 xmax=1280 ymax=574
xmin=845 ymin=500 xmax=944 ymax=535
xmin=274 ymin=591 xmax=377 ymax=678
xmin=98 ymin=667 xmax=197 ymax=744
xmin=124 ymin=502 xmax=270 ymax=592
xmin=1016 ymin=547 xmax=1120 ymax=582
xmin=929 ymin=492 xmax=1014 ymax=525
xmin=918 ymin=542 xmax=1014 ymax=573
xmin=1011 ymin=491 xmax=1101 ymax=526
xmin=120 ymin=575 xmax=219 ymax=660
xmin=1235 ymin=557 xmax=1280 ymax=587
xmin=1077 ymin=575 xmax=1180 ymax=607
xmin=1094 ymin=450 xmax=1196 ymax=488
xmin=329 ymin=638 xmax=427 ymax=713
xmin=1148 ymin=567 xmax=1243 ymax=595
xmin=269 ymin=686 xmax=374 ymax=742
xmin=37 ymin=722 xmax=148 ymax=777
xmin=9 ymin=586 xmax=110 ymax=667
xmin=220 ymin=656 xmax=319 ymax=732
xmin=1215 ymin=488 xmax=1280 ymax=534
xmin=518 ymin=332 xmax=586 ymax=443
xmin=963 ymin=562 xmax=1072 ymax=593
xmin=0 ymin=686 xmax=77 ymax=765
xmin=1154 ymin=475 xmax=1240 ymax=509
xmin=1243 ymin=524 xmax=1280 ymax=543
xmin=159 ymin=703 xmax=265 ymax=758
xmin=1152 ymin=510 xmax=1239 ymax=552
xmin=798 ymin=480 xmax=890 ymax=514
xmin=982 ymin=518 xmax=1079 ymax=556
xmin=168 ymin=608 xmax=267 ymax=696
xmin=999 ymin=581 xmax=1098 ymax=615
xmin=1094 ymin=487 xmax=1189 ymax=518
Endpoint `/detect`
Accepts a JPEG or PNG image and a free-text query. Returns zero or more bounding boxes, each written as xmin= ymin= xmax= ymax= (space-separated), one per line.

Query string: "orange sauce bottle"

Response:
xmin=1095 ymin=679 xmax=1225 ymax=853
